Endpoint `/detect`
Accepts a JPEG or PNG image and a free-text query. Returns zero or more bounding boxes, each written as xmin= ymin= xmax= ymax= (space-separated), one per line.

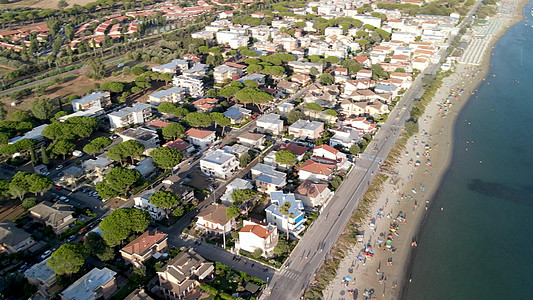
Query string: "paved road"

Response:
xmin=261 ymin=3 xmax=481 ymax=298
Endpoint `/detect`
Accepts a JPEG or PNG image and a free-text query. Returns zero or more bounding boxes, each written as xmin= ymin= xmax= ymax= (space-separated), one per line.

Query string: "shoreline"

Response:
xmin=398 ymin=0 xmax=531 ymax=298
xmin=323 ymin=1 xmax=530 ymax=298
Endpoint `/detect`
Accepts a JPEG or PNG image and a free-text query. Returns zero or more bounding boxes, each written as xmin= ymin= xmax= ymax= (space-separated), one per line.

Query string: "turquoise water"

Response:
xmin=403 ymin=4 xmax=533 ymax=300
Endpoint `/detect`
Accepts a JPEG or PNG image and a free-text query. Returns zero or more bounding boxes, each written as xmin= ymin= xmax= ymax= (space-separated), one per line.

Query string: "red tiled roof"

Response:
xmin=224 ymin=62 xmax=246 ymax=69
xmin=299 ymin=159 xmax=335 ymax=175
xmin=148 ymin=120 xmax=171 ymax=128
xmin=355 ymin=56 xmax=369 ymax=63
xmin=296 ymin=180 xmax=329 ymax=198
xmin=279 ymin=143 xmax=309 ymax=156
xmin=164 ymin=138 xmax=191 ymax=151
xmin=314 ymin=144 xmax=339 ymax=155
xmin=240 ymin=224 xmax=274 ymax=239
xmin=121 ymin=230 xmax=167 ymax=255
xmin=185 ymin=128 xmax=215 ymax=139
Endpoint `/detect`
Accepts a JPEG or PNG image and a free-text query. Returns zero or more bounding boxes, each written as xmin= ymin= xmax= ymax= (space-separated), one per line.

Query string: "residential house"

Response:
xmin=279 ymin=143 xmax=309 ymax=161
xmin=266 ymin=191 xmax=306 ymax=238
xmin=125 ymin=289 xmax=154 ymax=300
xmin=354 ymin=56 xmax=372 ymax=68
xmin=134 ymin=190 xmax=166 ymax=221
xmin=82 ymin=155 xmax=113 ymax=184
xmin=58 ymin=166 xmax=84 ymax=190
xmin=329 ymin=127 xmax=362 ymax=149
xmin=291 ymin=74 xmax=312 ymax=85
xmin=166 ymin=181 xmax=195 ymax=203
xmin=182 ymin=63 xmax=208 ymax=77
xmin=298 ymin=159 xmax=335 ymax=182
xmin=120 ymin=230 xmax=168 ymax=267
xmin=256 ymin=114 xmax=284 ymax=135
xmin=185 ymin=128 xmax=216 ymax=149
xmin=288 ymin=120 xmax=324 ymax=140
xmin=237 ymin=220 xmax=278 ymax=257
xmin=196 ymin=204 xmax=236 ymax=235
xmin=192 ymin=98 xmax=218 ymax=112
xmin=288 ymin=61 xmax=323 ymax=75
xmin=117 ymin=128 xmax=160 ymax=154
xmin=157 ymin=249 xmax=214 ymax=299
xmin=295 ymin=180 xmax=332 ymax=207
xmin=148 ymin=87 xmax=186 ymax=105
xmin=343 ymin=79 xmax=376 ymax=95
xmin=0 ymin=221 xmax=35 ymax=253
xmin=237 ymin=132 xmax=265 ymax=148
xmin=215 ymin=31 xmax=249 ymax=49
xmin=237 ymin=73 xmax=266 ymax=86
xmin=8 ymin=124 xmax=48 ymax=144
xmin=277 ymin=80 xmax=301 ymax=95
xmin=108 ymin=102 xmax=152 ymax=129
xmin=152 ymin=59 xmax=189 ymax=74
xmin=163 ymin=138 xmax=194 ymax=154
xmin=344 ymin=117 xmax=378 ymax=134
xmin=29 ymin=202 xmax=76 ymax=235
xmin=200 ymin=150 xmax=239 ymax=179
xmin=356 ymin=69 xmax=372 ymax=79
xmin=341 ymin=99 xmax=366 ymax=116
xmin=213 ymin=65 xmax=241 ymax=84
xmin=375 ymin=84 xmax=399 ymax=97
xmin=220 ymin=178 xmax=253 ymax=206
xmin=25 ymin=258 xmax=56 ymax=299
xmin=312 ymin=144 xmax=347 ymax=165
xmin=60 ymin=268 xmax=117 ymax=300
xmin=220 ymin=144 xmax=250 ymax=157
xmin=172 ymin=75 xmax=204 ymax=97
xmin=146 ymin=120 xmax=171 ymax=130
xmin=71 ymin=91 xmax=110 ymax=112
xmin=277 ymin=103 xmax=295 ymax=117
xmin=251 ymin=163 xmax=287 ymax=193
xmin=334 ymin=67 xmax=348 ymax=76
xmin=223 ymin=105 xmax=251 ymax=124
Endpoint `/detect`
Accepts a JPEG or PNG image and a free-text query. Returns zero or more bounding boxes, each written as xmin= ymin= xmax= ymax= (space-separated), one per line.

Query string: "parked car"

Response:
xmin=66 ymin=235 xmax=76 ymax=242
xmin=55 ymin=165 xmax=63 ymax=170
xmin=40 ymin=250 xmax=52 ymax=259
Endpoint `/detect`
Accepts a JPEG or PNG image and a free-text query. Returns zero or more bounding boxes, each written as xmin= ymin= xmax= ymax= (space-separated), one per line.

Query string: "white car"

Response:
xmin=66 ymin=235 xmax=76 ymax=242
xmin=55 ymin=165 xmax=64 ymax=170
xmin=59 ymin=196 xmax=67 ymax=201
xmin=40 ymin=250 xmax=52 ymax=259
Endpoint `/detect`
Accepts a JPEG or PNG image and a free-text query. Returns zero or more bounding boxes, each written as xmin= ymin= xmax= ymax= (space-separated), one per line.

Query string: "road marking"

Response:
xmin=352 ymin=165 xmax=368 ymax=172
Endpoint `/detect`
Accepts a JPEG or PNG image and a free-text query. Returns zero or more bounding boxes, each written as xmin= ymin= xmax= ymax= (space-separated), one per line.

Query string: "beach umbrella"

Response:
xmin=344 ymin=276 xmax=352 ymax=281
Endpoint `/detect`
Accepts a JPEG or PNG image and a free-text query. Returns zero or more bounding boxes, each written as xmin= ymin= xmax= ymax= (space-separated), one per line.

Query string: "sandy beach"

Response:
xmin=324 ymin=1 xmax=529 ymax=299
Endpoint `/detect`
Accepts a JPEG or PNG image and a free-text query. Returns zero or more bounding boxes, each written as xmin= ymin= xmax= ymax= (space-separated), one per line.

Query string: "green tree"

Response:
xmin=31 ymin=98 xmax=54 ymax=120
xmin=173 ymin=206 xmax=185 ymax=217
xmin=341 ymin=60 xmax=362 ymax=74
xmin=41 ymin=145 xmax=49 ymax=165
xmin=57 ymin=0 xmax=69 ymax=9
xmin=150 ymin=147 xmax=183 ymax=170
xmin=226 ymin=205 xmax=240 ymax=220
xmin=47 ymin=243 xmax=88 ymax=276
xmin=235 ymin=87 xmax=273 ymax=113
xmin=107 ymin=140 xmax=144 ymax=165
xmin=22 ymin=197 xmax=37 ymax=209
xmin=184 ymin=112 xmax=212 ymax=127
xmin=252 ymin=248 xmax=262 ymax=259
xmin=349 ymin=144 xmax=361 ymax=155
xmin=209 ymin=112 xmax=230 ymax=136
xmin=305 ymin=103 xmax=323 ymax=119
xmin=8 ymin=111 xmax=31 ymax=122
xmin=231 ymin=189 xmax=256 ymax=205
xmin=358 ymin=39 xmax=370 ymax=52
xmin=83 ymin=137 xmax=112 ymax=156
xmin=275 ymin=150 xmax=296 ymax=165
xmin=239 ymin=152 xmax=251 ymax=167
xmin=162 ymin=123 xmax=185 ymax=141
xmin=243 ymin=79 xmax=258 ymax=88
xmin=27 ymin=173 xmax=53 ymax=196
xmin=158 ymin=102 xmax=177 ymax=114
xmin=99 ymin=208 xmax=151 ymax=246
xmin=286 ymin=109 xmax=304 ymax=125
xmin=218 ymin=86 xmax=241 ymax=100
xmin=84 ymin=232 xmax=107 ymax=255
xmin=85 ymin=58 xmax=105 ymax=79
xmin=371 ymin=64 xmax=389 ymax=80
xmin=149 ymin=191 xmax=179 ymax=217
xmin=319 ymin=73 xmax=334 ymax=85
xmin=47 ymin=140 xmax=75 ymax=160
xmin=95 ymin=167 xmax=142 ymax=199
xmin=100 ymin=82 xmax=124 ymax=93
xmin=273 ymin=238 xmax=290 ymax=256
xmin=325 ymin=56 xmax=340 ymax=64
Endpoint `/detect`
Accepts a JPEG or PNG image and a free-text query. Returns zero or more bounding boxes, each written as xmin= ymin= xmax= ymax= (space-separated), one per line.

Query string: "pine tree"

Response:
xmin=30 ymin=146 xmax=37 ymax=165
xmin=41 ymin=145 xmax=49 ymax=165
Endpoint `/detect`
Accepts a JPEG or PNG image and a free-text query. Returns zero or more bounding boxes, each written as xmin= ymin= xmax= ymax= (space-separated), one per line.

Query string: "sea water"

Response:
xmin=403 ymin=3 xmax=533 ymax=299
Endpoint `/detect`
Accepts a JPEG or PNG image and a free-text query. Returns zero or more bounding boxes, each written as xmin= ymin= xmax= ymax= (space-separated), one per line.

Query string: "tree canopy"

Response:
xmin=106 ymin=140 xmax=145 ymax=165
xmin=30 ymin=97 xmax=54 ymax=120
xmin=95 ymin=167 xmax=142 ymax=199
xmin=150 ymin=147 xmax=183 ymax=170
xmin=231 ymin=189 xmax=256 ymax=205
xmin=184 ymin=112 xmax=212 ymax=127
xmin=149 ymin=190 xmax=180 ymax=214
xmin=83 ymin=137 xmax=112 ymax=156
xmin=275 ymin=150 xmax=296 ymax=165
xmin=99 ymin=208 xmax=151 ymax=247
xmin=47 ymin=243 xmax=88 ymax=275
xmin=162 ymin=123 xmax=185 ymax=141
xmin=235 ymin=87 xmax=273 ymax=113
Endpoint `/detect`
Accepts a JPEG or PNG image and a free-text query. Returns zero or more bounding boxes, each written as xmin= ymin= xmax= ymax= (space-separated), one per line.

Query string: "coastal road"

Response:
xmin=262 ymin=59 xmax=444 ymax=300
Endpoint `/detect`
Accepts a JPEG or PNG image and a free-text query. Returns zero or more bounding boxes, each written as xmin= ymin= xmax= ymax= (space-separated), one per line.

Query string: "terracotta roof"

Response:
xmin=163 ymin=138 xmax=191 ymax=151
xmin=224 ymin=62 xmax=246 ymax=69
xmin=296 ymin=180 xmax=329 ymax=198
xmin=391 ymin=54 xmax=409 ymax=60
xmin=354 ymin=56 xmax=369 ymax=63
xmin=147 ymin=120 xmax=171 ymax=128
xmin=197 ymin=204 xmax=230 ymax=225
xmin=121 ymin=230 xmax=167 ymax=256
xmin=314 ymin=144 xmax=339 ymax=155
xmin=279 ymin=143 xmax=309 ymax=156
xmin=299 ymin=159 xmax=335 ymax=175
xmin=357 ymin=69 xmax=372 ymax=74
xmin=238 ymin=132 xmax=264 ymax=141
xmin=185 ymin=128 xmax=215 ymax=139
xmin=240 ymin=224 xmax=273 ymax=239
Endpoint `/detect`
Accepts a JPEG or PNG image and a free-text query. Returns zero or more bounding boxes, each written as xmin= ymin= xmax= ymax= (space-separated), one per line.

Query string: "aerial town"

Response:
xmin=0 ymin=0 xmax=501 ymax=299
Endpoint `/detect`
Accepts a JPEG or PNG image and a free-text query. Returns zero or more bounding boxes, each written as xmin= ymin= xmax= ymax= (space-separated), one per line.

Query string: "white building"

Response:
xmin=184 ymin=128 xmax=216 ymax=149
xmin=107 ymin=102 xmax=152 ymax=129
xmin=237 ymin=220 xmax=278 ymax=257
xmin=295 ymin=180 xmax=332 ymax=207
xmin=151 ymin=59 xmax=189 ymax=74
xmin=200 ymin=150 xmax=239 ymax=179
xmin=148 ymin=87 xmax=186 ymax=105
xmin=216 ymin=31 xmax=249 ymax=49
xmin=266 ymin=191 xmax=306 ymax=238
xmin=288 ymin=61 xmax=323 ymax=75
xmin=251 ymin=163 xmax=286 ymax=193
xmin=134 ymin=190 xmax=166 ymax=220
xmin=256 ymin=113 xmax=284 ymax=135
xmin=71 ymin=91 xmax=110 ymax=112
xmin=288 ymin=120 xmax=325 ymax=140
xmin=117 ymin=128 xmax=160 ymax=155
xmin=172 ymin=75 xmax=204 ymax=97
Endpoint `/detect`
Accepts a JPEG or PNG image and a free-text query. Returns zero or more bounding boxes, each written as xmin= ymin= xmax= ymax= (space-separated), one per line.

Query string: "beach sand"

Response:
xmin=324 ymin=2 xmax=529 ymax=299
